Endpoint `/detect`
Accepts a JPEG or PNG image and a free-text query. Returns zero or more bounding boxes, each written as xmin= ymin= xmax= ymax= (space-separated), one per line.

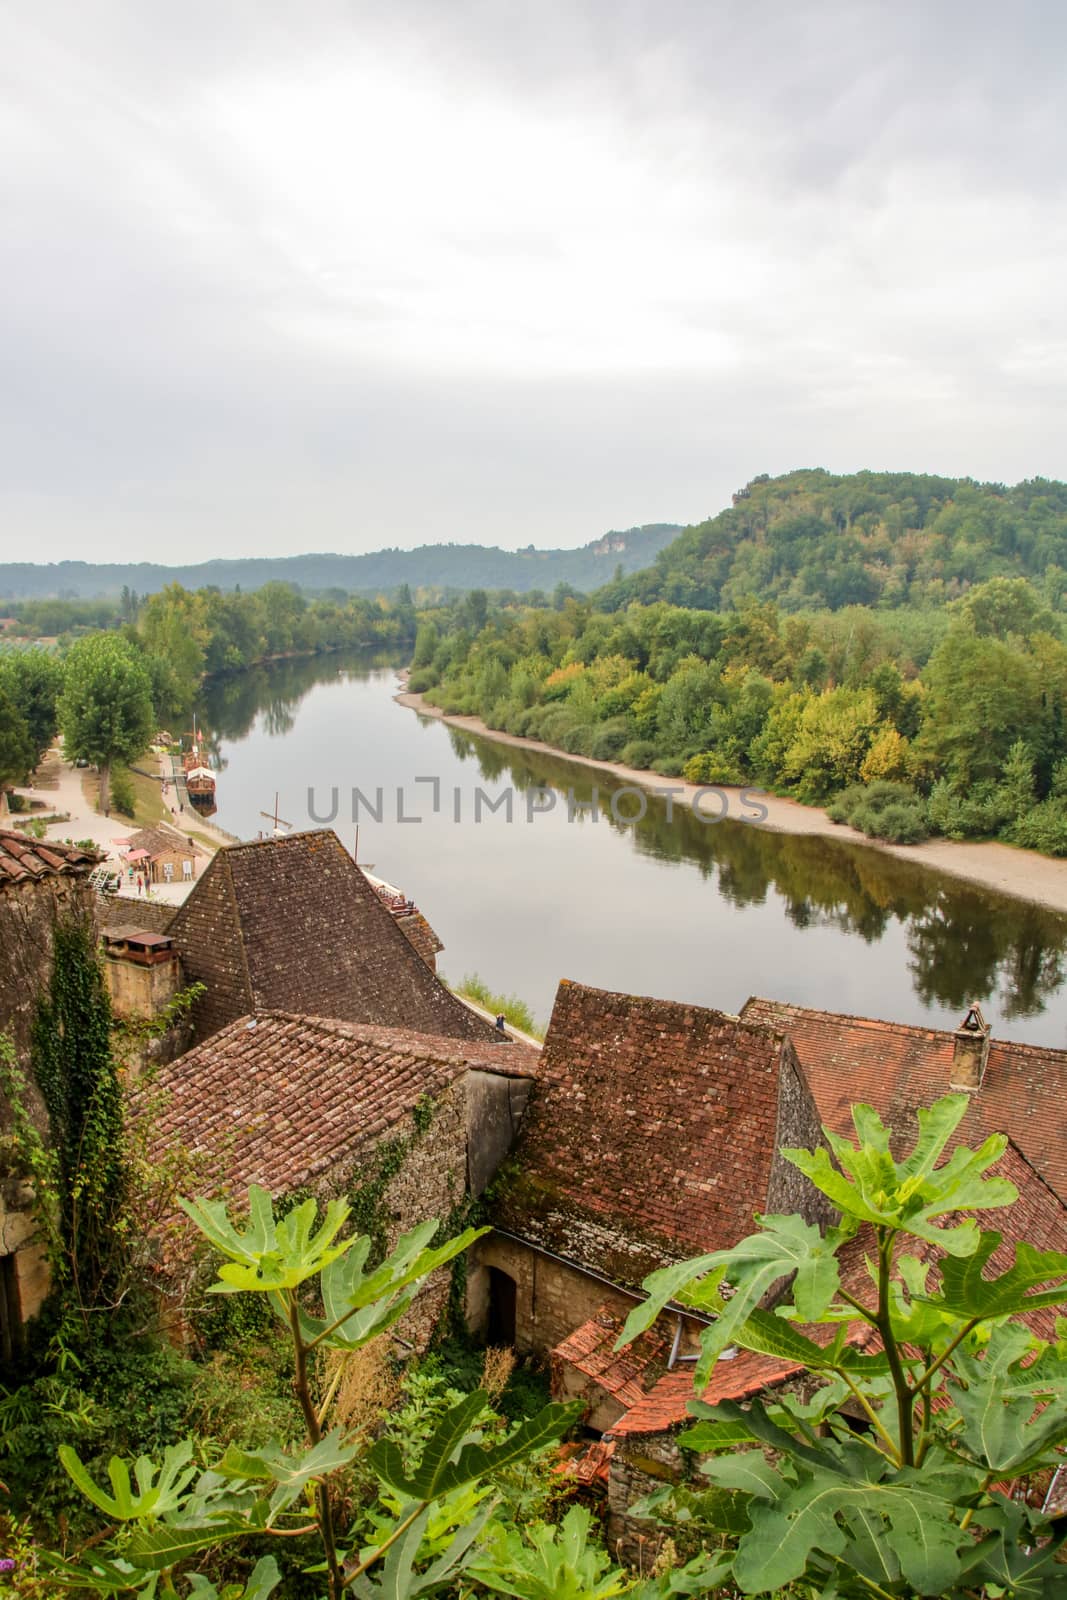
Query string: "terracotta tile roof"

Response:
xmin=0 ymin=828 xmax=99 ymax=885
xmin=606 ymin=1149 xmax=1066 ymax=1439
xmin=554 ymin=1438 xmax=615 ymax=1486
xmin=610 ymin=1349 xmax=804 ymax=1438
xmin=552 ymin=1306 xmax=670 ymax=1410
xmin=145 ymin=1010 xmax=539 ymax=1199
xmin=495 ymin=981 xmax=831 ymax=1288
xmin=125 ymin=823 xmax=200 ymax=859
xmin=741 ymin=997 xmax=1067 ymax=1203
xmin=166 ymin=829 xmax=500 ymax=1044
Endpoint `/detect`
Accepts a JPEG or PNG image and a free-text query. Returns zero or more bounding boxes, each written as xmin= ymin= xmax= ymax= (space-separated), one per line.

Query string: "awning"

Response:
xmin=126 ymin=849 xmax=150 ymax=862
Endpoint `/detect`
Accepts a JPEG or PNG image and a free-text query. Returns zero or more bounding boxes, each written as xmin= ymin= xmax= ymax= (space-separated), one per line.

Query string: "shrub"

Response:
xmin=1006 ymin=797 xmax=1067 ymax=856
xmin=826 ymin=779 xmax=929 ymax=843
xmin=406 ymin=666 xmax=438 ymax=694
xmin=587 ymin=719 xmax=630 ymax=761
xmin=683 ymin=751 xmax=744 ymax=785
xmin=927 ymin=777 xmax=1012 ymax=839
xmin=618 ymin=739 xmax=657 ymax=769
xmin=559 ymin=723 xmax=595 ymax=757
xmin=651 ymin=756 xmax=685 ymax=777
xmin=109 ymin=770 xmax=136 ymax=818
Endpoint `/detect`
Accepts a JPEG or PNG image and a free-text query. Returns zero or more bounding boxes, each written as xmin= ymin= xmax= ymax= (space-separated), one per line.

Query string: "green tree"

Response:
xmin=58 ymin=634 xmax=155 ymax=816
xmin=0 ymin=679 xmax=35 ymax=788
xmin=917 ymin=629 xmax=1044 ymax=788
xmin=0 ymin=648 xmax=63 ymax=762
xmin=139 ymin=584 xmax=207 ymax=721
xmin=621 ymin=1094 xmax=1067 ymax=1597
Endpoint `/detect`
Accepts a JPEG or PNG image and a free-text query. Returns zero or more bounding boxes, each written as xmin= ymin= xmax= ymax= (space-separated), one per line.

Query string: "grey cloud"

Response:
xmin=0 ymin=1 xmax=1065 ymax=562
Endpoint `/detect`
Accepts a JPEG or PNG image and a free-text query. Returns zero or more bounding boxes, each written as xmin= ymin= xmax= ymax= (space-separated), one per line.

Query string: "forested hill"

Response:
xmin=596 ymin=470 xmax=1067 ymax=613
xmin=0 ymin=524 xmax=680 ymax=601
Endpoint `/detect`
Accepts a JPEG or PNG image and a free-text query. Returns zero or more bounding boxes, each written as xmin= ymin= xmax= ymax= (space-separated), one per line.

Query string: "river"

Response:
xmin=200 ymin=648 xmax=1067 ymax=1046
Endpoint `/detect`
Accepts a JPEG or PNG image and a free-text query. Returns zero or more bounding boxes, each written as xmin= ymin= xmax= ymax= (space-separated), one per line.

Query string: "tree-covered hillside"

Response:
xmin=596 ymin=470 xmax=1067 ymax=613
xmin=0 ymin=524 xmax=680 ymax=602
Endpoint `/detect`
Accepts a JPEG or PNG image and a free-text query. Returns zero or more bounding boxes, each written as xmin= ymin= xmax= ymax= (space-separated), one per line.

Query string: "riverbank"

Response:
xmin=10 ymin=744 xmax=233 ymax=906
xmin=395 ymin=685 xmax=1067 ymax=917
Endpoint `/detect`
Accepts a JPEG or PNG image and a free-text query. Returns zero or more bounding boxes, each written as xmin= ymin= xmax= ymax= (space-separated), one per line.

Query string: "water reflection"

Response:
xmin=443 ymin=725 xmax=1067 ymax=1020
xmin=200 ymin=649 xmax=1067 ymax=1041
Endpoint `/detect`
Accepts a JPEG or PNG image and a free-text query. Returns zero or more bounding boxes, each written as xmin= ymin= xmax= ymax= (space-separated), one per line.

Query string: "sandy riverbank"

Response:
xmin=395 ymin=686 xmax=1067 ymax=917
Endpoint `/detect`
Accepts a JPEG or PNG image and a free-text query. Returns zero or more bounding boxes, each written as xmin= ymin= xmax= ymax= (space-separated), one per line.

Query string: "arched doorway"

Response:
xmin=487 ymin=1265 xmax=517 ymax=1347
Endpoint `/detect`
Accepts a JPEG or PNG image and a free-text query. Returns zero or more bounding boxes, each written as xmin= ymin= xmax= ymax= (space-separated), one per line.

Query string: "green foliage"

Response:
xmin=827 ymin=781 xmax=929 ymax=843
xmin=619 ymin=1095 xmax=1067 ymax=1597
xmin=108 ymin=768 xmax=137 ymax=818
xmin=30 ymin=916 xmax=129 ymax=1327
xmin=36 ymin=1185 xmax=581 ymax=1600
xmin=452 ymin=972 xmax=543 ymax=1037
xmin=418 ymin=566 xmax=1067 ymax=858
xmin=0 ymin=676 xmax=35 ymax=786
xmin=0 ymin=646 xmax=62 ymax=761
xmin=599 ymin=469 xmax=1067 ymax=614
xmin=58 ymin=633 xmax=155 ymax=814
xmin=470 ymin=1505 xmax=632 ymax=1598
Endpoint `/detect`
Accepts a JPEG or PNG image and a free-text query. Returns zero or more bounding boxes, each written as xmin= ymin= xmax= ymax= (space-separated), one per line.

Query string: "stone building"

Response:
xmin=475 ymin=980 xmax=832 ymax=1358
xmin=165 ymin=830 xmax=500 ymax=1045
xmin=741 ymin=997 xmax=1067 ymax=1202
xmin=0 ymin=831 xmax=99 ymax=1356
xmin=123 ymin=822 xmax=204 ymax=887
xmin=146 ymin=1009 xmax=538 ymax=1344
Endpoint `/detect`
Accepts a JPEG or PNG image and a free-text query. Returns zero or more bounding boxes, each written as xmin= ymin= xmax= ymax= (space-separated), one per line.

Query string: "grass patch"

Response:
xmin=82 ymin=758 xmax=167 ymax=828
xmin=448 ymin=971 xmax=544 ymax=1039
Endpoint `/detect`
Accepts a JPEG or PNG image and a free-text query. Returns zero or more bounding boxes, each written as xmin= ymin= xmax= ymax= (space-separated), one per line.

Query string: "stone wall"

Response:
xmin=103 ymin=950 xmax=184 ymax=1021
xmin=765 ymin=1037 xmax=837 ymax=1231
xmin=0 ymin=875 xmax=96 ymax=1082
xmin=468 ymin=1231 xmax=638 ymax=1357
xmin=607 ymin=1433 xmax=686 ymax=1567
xmin=379 ymin=1080 xmax=469 ymax=1348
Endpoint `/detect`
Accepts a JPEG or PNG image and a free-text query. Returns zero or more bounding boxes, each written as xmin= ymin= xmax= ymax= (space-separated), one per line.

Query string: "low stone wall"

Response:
xmin=607 ymin=1433 xmax=686 ymax=1567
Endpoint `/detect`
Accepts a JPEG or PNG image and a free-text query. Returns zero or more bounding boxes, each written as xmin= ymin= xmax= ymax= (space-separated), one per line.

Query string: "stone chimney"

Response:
xmin=950 ymin=1004 xmax=991 ymax=1091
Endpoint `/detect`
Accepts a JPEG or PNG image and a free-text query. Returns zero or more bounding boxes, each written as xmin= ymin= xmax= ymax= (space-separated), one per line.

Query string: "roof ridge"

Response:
xmin=219 ymin=827 xmax=341 ymax=853
xmin=745 ymin=995 xmax=958 ymax=1045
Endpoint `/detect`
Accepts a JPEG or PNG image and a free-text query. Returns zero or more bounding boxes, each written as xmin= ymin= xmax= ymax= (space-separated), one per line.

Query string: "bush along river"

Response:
xmin=200 ymin=648 xmax=1067 ymax=1044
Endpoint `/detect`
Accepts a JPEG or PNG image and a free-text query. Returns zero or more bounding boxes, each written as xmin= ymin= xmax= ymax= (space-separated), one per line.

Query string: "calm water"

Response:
xmin=200 ymin=649 xmax=1067 ymax=1046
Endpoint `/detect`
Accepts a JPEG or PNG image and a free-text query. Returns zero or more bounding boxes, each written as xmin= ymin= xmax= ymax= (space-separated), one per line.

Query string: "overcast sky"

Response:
xmin=2 ymin=1 xmax=1065 ymax=564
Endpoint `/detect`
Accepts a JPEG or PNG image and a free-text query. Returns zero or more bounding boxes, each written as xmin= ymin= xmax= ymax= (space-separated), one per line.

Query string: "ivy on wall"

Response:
xmin=29 ymin=916 xmax=130 ymax=1336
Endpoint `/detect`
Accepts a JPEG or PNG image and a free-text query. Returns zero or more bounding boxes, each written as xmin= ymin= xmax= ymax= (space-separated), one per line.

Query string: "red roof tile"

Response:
xmin=552 ymin=1306 xmax=669 ymax=1409
xmin=610 ymin=1349 xmax=804 ymax=1437
xmin=741 ymin=998 xmax=1067 ymax=1203
xmin=145 ymin=1009 xmax=538 ymax=1199
xmin=496 ymin=981 xmax=831 ymax=1288
xmin=554 ymin=1438 xmax=615 ymax=1486
xmin=0 ymin=828 xmax=98 ymax=885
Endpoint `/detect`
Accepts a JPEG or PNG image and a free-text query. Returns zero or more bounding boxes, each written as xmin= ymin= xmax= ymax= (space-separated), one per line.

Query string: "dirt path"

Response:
xmin=10 ymin=744 xmax=234 ymax=906
xmin=395 ymin=687 xmax=1067 ymax=917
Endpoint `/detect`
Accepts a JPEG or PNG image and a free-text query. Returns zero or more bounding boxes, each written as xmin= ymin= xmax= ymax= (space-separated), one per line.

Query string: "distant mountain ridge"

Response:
xmin=0 ymin=524 xmax=681 ymax=601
